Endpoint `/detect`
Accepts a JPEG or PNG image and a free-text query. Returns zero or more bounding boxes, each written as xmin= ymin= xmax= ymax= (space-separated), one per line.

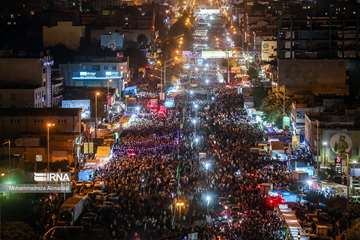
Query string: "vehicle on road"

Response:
xmin=58 ymin=195 xmax=88 ymax=226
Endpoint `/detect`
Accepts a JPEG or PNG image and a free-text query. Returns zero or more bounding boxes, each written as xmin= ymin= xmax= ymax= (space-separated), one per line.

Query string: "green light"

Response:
xmin=4 ymin=180 xmax=14 ymax=185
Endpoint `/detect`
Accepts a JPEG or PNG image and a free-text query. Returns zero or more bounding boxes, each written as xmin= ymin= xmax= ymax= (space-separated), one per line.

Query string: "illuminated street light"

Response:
xmin=203 ymin=161 xmax=211 ymax=171
xmin=193 ymin=103 xmax=199 ymax=109
xmin=191 ymin=118 xmax=197 ymax=125
xmin=203 ymin=193 xmax=213 ymax=206
xmin=175 ymin=201 xmax=185 ymax=207
xmin=306 ymin=180 xmax=313 ymax=187
xmin=205 ymin=79 xmax=210 ymax=84
xmin=194 ymin=136 xmax=200 ymax=144
xmin=322 ymin=141 xmax=328 ymax=146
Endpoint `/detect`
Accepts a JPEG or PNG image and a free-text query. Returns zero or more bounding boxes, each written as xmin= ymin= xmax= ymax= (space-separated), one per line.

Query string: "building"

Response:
xmin=305 ymin=110 xmax=360 ymax=198
xmin=60 ymin=59 xmax=128 ymax=90
xmin=0 ymin=56 xmax=61 ymax=107
xmin=0 ymin=57 xmax=63 ymax=108
xmin=90 ymin=27 xmax=150 ymax=46
xmin=277 ymin=59 xmax=349 ymax=96
xmin=277 ymin=1 xmax=360 ymax=59
xmin=0 ymin=58 xmax=45 ymax=86
xmin=86 ymin=0 xmax=152 ymax=11
xmin=0 ymin=108 xmax=81 ymax=137
xmin=43 ymin=21 xmax=85 ymax=50
xmin=0 ymin=86 xmax=46 ymax=108
xmin=62 ymin=86 xmax=110 ymax=119
xmin=291 ymin=101 xmax=323 ymax=140
xmin=100 ymin=32 xmax=124 ymax=50
xmin=0 ymin=108 xmax=81 ymax=164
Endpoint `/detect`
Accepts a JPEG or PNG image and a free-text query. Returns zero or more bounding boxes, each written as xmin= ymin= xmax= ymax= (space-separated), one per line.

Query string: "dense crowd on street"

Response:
xmin=94 ymin=110 xmax=189 ymax=239
xmin=197 ymin=89 xmax=288 ymax=240
xmin=89 ymin=88 xmax=291 ymax=240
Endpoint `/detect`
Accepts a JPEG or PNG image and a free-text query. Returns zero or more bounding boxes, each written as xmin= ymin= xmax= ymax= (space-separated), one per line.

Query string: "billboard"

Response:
xmin=201 ymin=50 xmax=240 ymax=59
xmin=261 ymin=41 xmax=277 ymax=62
xmin=197 ymin=9 xmax=220 ymax=15
xmin=62 ymin=99 xmax=91 ymax=119
xmin=100 ymin=32 xmax=124 ymax=50
xmin=319 ymin=130 xmax=360 ymax=175
xmin=78 ymin=169 xmax=95 ymax=182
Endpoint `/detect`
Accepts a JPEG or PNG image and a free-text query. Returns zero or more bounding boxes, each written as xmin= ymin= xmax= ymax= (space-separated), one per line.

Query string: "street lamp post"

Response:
xmin=215 ymin=37 xmax=233 ymax=84
xmin=107 ymin=79 xmax=112 ymax=111
xmin=46 ymin=123 xmax=55 ymax=172
xmin=95 ymin=92 xmax=100 ymax=139
xmin=316 ymin=120 xmax=320 ymax=177
xmin=158 ymin=57 xmax=179 ymax=101
xmin=3 ymin=140 xmax=11 ymax=169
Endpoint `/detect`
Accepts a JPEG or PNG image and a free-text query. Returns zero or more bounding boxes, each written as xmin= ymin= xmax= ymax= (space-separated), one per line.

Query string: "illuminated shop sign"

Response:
xmin=105 ymin=71 xmax=119 ymax=76
xmin=80 ymin=71 xmax=96 ymax=77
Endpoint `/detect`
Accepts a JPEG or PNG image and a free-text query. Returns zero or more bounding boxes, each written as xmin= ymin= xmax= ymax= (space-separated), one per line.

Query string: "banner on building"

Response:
xmin=261 ymin=41 xmax=277 ymax=62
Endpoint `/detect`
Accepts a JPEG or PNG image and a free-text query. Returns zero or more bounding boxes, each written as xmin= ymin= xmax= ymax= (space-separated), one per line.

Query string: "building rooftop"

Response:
xmin=0 ymin=83 xmax=43 ymax=89
xmin=306 ymin=110 xmax=360 ymax=129
xmin=0 ymin=108 xmax=81 ymax=117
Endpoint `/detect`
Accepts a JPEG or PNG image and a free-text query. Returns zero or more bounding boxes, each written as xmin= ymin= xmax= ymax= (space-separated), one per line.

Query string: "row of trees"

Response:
xmin=261 ymin=87 xmax=292 ymax=127
xmin=246 ymin=63 xmax=292 ymax=128
xmin=303 ymin=192 xmax=360 ymax=239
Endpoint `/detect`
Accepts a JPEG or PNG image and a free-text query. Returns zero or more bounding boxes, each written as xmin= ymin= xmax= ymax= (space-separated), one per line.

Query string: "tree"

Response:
xmin=137 ymin=34 xmax=148 ymax=49
xmin=248 ymin=65 xmax=259 ymax=80
xmin=348 ymin=203 xmax=360 ymax=220
xmin=326 ymin=196 xmax=348 ymax=222
xmin=347 ymin=219 xmax=360 ymax=240
xmin=261 ymin=87 xmax=292 ymax=128
xmin=304 ymin=191 xmax=326 ymax=207
xmin=253 ymin=86 xmax=267 ymax=109
xmin=3 ymin=222 xmax=37 ymax=240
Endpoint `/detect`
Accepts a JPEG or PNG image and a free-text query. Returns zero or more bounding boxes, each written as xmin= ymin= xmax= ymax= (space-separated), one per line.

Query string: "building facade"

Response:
xmin=0 ymin=87 xmax=46 ymax=108
xmin=0 ymin=108 xmax=81 ymax=137
xmin=43 ymin=21 xmax=85 ymax=50
xmin=305 ymin=111 xmax=360 ymax=198
xmin=60 ymin=60 xmax=128 ymax=90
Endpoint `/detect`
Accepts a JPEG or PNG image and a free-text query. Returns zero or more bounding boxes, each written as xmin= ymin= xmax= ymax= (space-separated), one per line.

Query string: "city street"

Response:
xmin=73 ymin=5 xmax=290 ymax=240
xmin=2 ymin=1 xmax=360 ymax=240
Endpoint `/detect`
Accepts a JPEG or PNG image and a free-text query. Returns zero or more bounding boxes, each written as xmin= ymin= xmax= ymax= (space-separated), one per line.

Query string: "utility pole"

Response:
xmin=316 ymin=120 xmax=320 ymax=177
xmin=95 ymin=92 xmax=100 ymax=139
xmin=7 ymin=140 xmax=10 ymax=169
xmin=46 ymin=123 xmax=55 ymax=173
xmin=283 ymin=86 xmax=286 ymax=116
xmin=3 ymin=140 xmax=11 ymax=169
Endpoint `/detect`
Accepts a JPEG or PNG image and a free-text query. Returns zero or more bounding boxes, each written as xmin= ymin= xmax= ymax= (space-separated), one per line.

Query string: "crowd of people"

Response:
xmin=94 ymin=111 xmax=190 ymax=239
xmin=88 ymin=88 xmax=292 ymax=240
xmin=195 ymin=89 xmax=288 ymax=240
